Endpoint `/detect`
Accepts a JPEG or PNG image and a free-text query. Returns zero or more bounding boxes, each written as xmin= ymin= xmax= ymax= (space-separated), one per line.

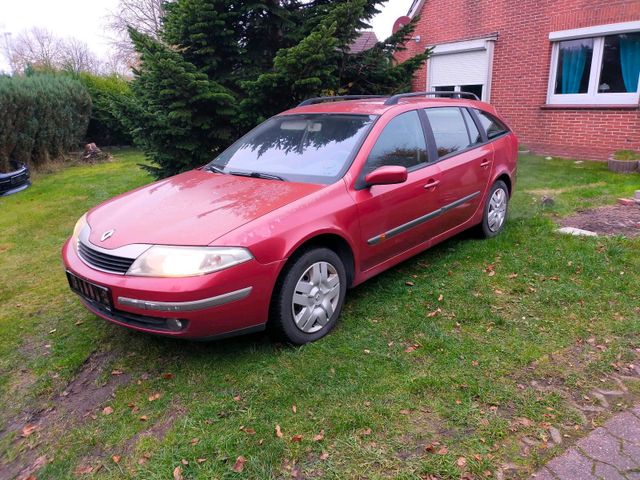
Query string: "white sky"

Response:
xmin=0 ymin=0 xmax=413 ymax=73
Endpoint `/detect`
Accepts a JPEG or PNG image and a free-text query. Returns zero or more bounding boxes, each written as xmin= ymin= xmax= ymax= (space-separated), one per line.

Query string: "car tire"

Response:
xmin=479 ymin=180 xmax=509 ymax=238
xmin=270 ymin=247 xmax=347 ymax=345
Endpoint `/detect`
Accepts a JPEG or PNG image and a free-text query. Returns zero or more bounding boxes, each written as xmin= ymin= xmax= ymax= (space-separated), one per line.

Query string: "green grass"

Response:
xmin=1 ymin=152 xmax=639 ymax=479
xmin=612 ymin=149 xmax=640 ymax=161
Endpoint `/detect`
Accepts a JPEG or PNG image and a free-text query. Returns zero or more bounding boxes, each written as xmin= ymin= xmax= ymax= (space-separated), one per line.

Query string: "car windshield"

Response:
xmin=207 ymin=114 xmax=377 ymax=184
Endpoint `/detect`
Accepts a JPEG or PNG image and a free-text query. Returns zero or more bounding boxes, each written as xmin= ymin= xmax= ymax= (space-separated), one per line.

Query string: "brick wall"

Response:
xmin=397 ymin=0 xmax=640 ymax=160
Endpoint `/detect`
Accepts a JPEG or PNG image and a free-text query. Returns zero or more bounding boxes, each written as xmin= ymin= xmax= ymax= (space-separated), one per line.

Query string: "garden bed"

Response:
xmin=560 ymin=204 xmax=640 ymax=237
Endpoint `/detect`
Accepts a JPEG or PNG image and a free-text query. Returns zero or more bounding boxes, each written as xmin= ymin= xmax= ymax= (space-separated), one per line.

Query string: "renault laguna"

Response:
xmin=62 ymin=92 xmax=517 ymax=344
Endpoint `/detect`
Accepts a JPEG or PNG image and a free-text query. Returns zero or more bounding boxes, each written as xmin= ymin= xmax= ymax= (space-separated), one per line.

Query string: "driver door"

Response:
xmin=351 ymin=110 xmax=443 ymax=271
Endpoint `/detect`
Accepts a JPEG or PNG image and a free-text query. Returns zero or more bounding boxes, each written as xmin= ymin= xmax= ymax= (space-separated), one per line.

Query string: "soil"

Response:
xmin=0 ymin=349 xmax=130 ymax=480
xmin=560 ymin=204 xmax=640 ymax=237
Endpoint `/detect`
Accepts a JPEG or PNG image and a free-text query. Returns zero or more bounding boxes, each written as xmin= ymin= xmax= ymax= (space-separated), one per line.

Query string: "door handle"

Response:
xmin=424 ymin=179 xmax=440 ymax=190
xmin=480 ymin=159 xmax=491 ymax=168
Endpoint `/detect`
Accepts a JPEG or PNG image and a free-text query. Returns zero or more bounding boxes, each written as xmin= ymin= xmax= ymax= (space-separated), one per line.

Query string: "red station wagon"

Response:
xmin=62 ymin=92 xmax=518 ymax=344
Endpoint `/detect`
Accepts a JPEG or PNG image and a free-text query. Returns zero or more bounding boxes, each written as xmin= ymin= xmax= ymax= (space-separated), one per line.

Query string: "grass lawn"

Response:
xmin=1 ymin=150 xmax=639 ymax=479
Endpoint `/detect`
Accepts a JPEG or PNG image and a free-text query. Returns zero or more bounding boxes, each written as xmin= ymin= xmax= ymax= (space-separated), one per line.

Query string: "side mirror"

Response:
xmin=364 ymin=165 xmax=408 ymax=187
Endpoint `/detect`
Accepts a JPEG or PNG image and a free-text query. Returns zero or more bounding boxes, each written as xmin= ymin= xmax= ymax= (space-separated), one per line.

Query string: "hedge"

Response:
xmin=77 ymin=73 xmax=132 ymax=146
xmin=0 ymin=74 xmax=91 ymax=172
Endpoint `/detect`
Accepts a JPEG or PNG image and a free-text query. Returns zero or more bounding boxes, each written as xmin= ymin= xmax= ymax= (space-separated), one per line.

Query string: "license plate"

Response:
xmin=66 ymin=271 xmax=113 ymax=310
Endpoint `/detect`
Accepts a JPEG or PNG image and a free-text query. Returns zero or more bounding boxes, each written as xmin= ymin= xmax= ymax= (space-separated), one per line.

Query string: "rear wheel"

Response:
xmin=270 ymin=248 xmax=347 ymax=345
xmin=479 ymin=180 xmax=509 ymax=238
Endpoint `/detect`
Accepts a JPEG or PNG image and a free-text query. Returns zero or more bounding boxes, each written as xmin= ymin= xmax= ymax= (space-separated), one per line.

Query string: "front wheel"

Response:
xmin=479 ymin=180 xmax=509 ymax=238
xmin=269 ymin=248 xmax=347 ymax=345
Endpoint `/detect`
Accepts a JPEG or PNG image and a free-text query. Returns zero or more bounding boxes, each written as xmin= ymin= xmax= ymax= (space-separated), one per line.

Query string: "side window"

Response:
xmin=424 ymin=107 xmax=472 ymax=158
xmin=363 ymin=111 xmax=428 ymax=176
xmin=475 ymin=110 xmax=509 ymax=139
xmin=462 ymin=108 xmax=482 ymax=144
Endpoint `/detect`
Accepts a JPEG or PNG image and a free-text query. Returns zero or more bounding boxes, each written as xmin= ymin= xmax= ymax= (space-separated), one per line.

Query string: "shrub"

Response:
xmin=77 ymin=73 xmax=132 ymax=146
xmin=0 ymin=74 xmax=91 ymax=171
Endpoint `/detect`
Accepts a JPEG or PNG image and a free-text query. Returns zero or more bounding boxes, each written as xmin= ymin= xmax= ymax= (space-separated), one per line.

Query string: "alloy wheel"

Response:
xmin=291 ymin=261 xmax=340 ymax=333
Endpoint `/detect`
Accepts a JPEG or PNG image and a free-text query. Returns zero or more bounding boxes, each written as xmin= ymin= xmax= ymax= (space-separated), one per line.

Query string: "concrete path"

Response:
xmin=531 ymin=405 xmax=640 ymax=479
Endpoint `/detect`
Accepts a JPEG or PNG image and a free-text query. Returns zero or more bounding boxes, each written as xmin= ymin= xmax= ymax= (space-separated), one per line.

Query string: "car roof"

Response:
xmin=280 ymin=97 xmax=495 ymax=117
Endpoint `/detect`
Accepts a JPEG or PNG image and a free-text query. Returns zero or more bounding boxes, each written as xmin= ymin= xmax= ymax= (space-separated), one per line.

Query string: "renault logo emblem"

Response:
xmin=101 ymin=229 xmax=115 ymax=242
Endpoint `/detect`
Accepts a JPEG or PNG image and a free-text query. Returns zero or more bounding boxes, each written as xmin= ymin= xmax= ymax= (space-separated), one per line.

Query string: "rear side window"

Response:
xmin=475 ymin=110 xmax=509 ymax=139
xmin=363 ymin=110 xmax=428 ymax=175
xmin=462 ymin=108 xmax=482 ymax=144
xmin=424 ymin=107 xmax=473 ymax=158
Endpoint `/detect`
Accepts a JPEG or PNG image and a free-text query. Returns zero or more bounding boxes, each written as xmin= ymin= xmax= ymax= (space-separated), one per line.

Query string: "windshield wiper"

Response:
xmin=205 ymin=165 xmax=226 ymax=175
xmin=229 ymin=171 xmax=286 ymax=181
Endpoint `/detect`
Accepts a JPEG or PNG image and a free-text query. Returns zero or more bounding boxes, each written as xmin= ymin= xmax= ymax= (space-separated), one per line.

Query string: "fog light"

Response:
xmin=166 ymin=318 xmax=184 ymax=331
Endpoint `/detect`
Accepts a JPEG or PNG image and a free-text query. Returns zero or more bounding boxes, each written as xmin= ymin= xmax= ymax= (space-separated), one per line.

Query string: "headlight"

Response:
xmin=71 ymin=213 xmax=88 ymax=246
xmin=127 ymin=246 xmax=253 ymax=277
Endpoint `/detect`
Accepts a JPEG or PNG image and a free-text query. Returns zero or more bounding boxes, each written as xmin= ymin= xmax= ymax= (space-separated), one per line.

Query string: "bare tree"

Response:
xmin=7 ymin=27 xmax=63 ymax=73
xmin=60 ymin=38 xmax=100 ymax=74
xmin=106 ymin=0 xmax=167 ymax=70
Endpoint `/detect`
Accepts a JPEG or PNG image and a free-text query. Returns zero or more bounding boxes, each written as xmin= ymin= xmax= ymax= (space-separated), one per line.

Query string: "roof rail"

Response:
xmin=298 ymin=95 xmax=388 ymax=107
xmin=384 ymin=91 xmax=480 ymax=105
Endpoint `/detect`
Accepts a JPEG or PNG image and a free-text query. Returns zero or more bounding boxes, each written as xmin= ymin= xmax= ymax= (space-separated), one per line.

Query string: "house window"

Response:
xmin=426 ymin=37 xmax=497 ymax=102
xmin=547 ymin=22 xmax=640 ymax=105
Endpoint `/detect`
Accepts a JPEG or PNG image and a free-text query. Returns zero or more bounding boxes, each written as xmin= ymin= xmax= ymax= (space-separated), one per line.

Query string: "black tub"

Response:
xmin=0 ymin=160 xmax=31 ymax=197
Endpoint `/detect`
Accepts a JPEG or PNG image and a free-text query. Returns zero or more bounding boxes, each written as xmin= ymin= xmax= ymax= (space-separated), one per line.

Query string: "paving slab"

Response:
xmin=531 ymin=405 xmax=640 ymax=479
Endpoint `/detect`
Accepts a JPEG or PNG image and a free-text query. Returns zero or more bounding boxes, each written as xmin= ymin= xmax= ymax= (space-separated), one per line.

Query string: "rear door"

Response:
xmin=352 ymin=110 xmax=442 ymax=271
xmin=423 ymin=106 xmax=493 ymax=231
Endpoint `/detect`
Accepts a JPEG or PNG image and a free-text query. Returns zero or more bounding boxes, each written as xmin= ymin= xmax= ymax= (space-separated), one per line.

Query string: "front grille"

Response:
xmin=78 ymin=241 xmax=135 ymax=274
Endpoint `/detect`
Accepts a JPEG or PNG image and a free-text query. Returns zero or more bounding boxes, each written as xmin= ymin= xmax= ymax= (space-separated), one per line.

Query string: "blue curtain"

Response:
xmin=620 ymin=34 xmax=640 ymax=93
xmin=561 ymin=46 xmax=587 ymax=94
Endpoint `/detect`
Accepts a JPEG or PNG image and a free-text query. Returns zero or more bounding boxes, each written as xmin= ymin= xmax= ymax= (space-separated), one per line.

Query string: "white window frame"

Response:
xmin=426 ymin=36 xmax=497 ymax=102
xmin=547 ymin=21 xmax=640 ymax=106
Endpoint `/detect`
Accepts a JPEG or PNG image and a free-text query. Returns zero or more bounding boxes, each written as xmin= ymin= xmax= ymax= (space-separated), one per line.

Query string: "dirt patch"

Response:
xmin=560 ymin=204 xmax=640 ymax=236
xmin=525 ymin=182 xmax=607 ymax=197
xmin=0 ymin=349 xmax=130 ymax=480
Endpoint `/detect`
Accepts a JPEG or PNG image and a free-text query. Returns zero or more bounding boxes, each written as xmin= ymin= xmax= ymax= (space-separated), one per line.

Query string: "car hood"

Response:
xmin=87 ymin=169 xmax=324 ymax=249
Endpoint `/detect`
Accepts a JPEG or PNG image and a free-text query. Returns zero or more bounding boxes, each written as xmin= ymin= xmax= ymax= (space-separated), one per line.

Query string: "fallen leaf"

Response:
xmin=242 ymin=427 xmax=256 ymax=435
xmin=111 ymin=370 xmax=124 ymax=376
xmin=291 ymin=434 xmax=303 ymax=442
xmin=508 ymin=273 xmax=518 ymax=279
xmin=292 ymin=405 xmax=297 ymax=414
xmin=363 ymin=349 xmax=370 ymax=354
xmin=22 ymin=424 xmax=38 ymax=437
xmin=233 ymin=456 xmax=246 ymax=473
xmin=233 ymin=395 xmax=242 ymax=402
xmin=405 ymin=281 xmax=415 ymax=286
xmin=404 ymin=344 xmax=420 ymax=353
xmin=320 ymin=452 xmax=329 ymax=460
xmin=472 ymin=360 xmax=479 ymax=366
xmin=427 ymin=308 xmax=441 ymax=318
xmin=75 ymin=320 xmax=84 ymax=326
xmin=138 ymin=453 xmax=152 ymax=465
xmin=181 ymin=459 xmax=189 ymax=465
xmin=424 ymin=443 xmax=436 ymax=453
xmin=162 ymin=373 xmax=174 ymax=380
xmin=48 ymin=329 xmax=57 ymax=334
xmin=361 ymin=428 xmax=372 ymax=436
xmin=173 ymin=465 xmax=183 ymax=480
xmin=437 ymin=446 xmax=448 ymax=455
xmin=313 ymin=430 xmax=325 ymax=441
xmin=494 ymin=289 xmax=504 ymax=295
xmin=399 ymin=409 xmax=411 ymax=415
xmin=474 ymin=454 xmax=483 ymax=461
xmin=456 ymin=456 xmax=467 ymax=468
xmin=102 ymin=406 xmax=114 ymax=415
xmin=438 ymin=294 xmax=444 ymax=302
xmin=148 ymin=392 xmax=161 ymax=402
xmin=275 ymin=424 xmax=283 ymax=438
xmin=189 ymin=438 xmax=199 ymax=446
xmin=516 ymin=417 xmax=534 ymax=427
xmin=75 ymin=465 xmax=94 ymax=475
xmin=455 ymin=399 xmax=462 ymax=405
xmin=112 ymin=455 xmax=121 ymax=464
xmin=139 ymin=415 xmax=148 ymax=422
xmin=196 ymin=458 xmax=207 ymax=464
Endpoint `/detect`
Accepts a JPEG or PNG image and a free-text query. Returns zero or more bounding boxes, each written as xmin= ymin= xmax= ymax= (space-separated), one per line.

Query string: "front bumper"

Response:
xmin=62 ymin=238 xmax=285 ymax=339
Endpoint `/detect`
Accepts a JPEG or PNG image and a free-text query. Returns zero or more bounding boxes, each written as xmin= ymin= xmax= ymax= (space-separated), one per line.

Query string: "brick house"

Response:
xmin=395 ymin=0 xmax=640 ymax=160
